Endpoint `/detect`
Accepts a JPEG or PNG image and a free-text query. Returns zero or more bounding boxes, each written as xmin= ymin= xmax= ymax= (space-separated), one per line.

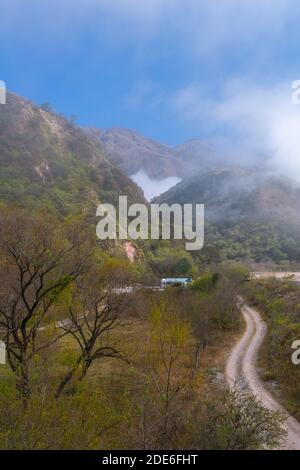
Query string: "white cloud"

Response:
xmin=172 ymin=79 xmax=300 ymax=179
xmin=131 ymin=170 xmax=181 ymax=200
xmin=2 ymin=0 xmax=299 ymax=55
xmin=3 ymin=0 xmax=300 ymax=178
xmin=95 ymin=0 xmax=298 ymax=59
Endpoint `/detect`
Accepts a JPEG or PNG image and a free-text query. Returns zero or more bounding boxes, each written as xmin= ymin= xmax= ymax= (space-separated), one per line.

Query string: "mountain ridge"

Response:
xmin=86 ymin=126 xmax=220 ymax=181
xmin=155 ymin=166 xmax=300 ymax=225
xmin=0 ymin=93 xmax=146 ymax=215
xmin=155 ymin=166 xmax=300 ymax=263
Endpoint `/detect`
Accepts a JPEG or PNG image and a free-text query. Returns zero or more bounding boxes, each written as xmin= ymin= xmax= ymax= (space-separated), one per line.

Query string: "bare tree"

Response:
xmin=190 ymin=387 xmax=287 ymax=450
xmin=0 ymin=209 xmax=90 ymax=402
xmin=55 ymin=263 xmax=130 ymax=398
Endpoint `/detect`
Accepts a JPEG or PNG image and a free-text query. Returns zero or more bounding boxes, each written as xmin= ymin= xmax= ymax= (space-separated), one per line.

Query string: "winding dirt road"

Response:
xmin=226 ymin=299 xmax=300 ymax=450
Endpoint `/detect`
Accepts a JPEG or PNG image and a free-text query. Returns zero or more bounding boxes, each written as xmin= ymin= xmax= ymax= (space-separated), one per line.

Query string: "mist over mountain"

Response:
xmin=86 ymin=127 xmax=222 ymax=199
xmin=155 ymin=166 xmax=300 ymax=263
xmin=131 ymin=170 xmax=181 ymax=201
xmin=2 ymin=90 xmax=300 ymax=264
xmin=155 ymin=166 xmax=300 ymax=225
xmin=84 ymin=126 xmax=300 ymax=266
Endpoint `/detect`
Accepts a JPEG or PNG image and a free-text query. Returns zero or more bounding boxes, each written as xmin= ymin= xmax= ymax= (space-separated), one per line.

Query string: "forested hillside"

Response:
xmin=0 ymin=93 xmax=145 ymax=216
xmin=156 ymin=167 xmax=300 ymax=264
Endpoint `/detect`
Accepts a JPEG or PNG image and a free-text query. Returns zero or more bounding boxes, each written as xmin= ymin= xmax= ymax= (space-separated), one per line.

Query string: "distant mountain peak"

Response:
xmin=86 ymin=126 xmax=221 ymax=182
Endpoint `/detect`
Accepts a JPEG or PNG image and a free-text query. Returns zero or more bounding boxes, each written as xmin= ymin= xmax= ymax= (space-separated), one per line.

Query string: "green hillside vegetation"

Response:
xmin=0 ymin=213 xmax=284 ymax=450
xmin=200 ymin=221 xmax=300 ymax=264
xmin=0 ymin=93 xmax=145 ymax=216
xmin=0 ymin=91 xmax=288 ymax=449
xmin=156 ymin=167 xmax=300 ymax=265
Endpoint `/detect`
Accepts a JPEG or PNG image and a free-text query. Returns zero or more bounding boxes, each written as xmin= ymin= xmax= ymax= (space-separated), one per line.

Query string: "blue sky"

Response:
xmin=1 ymin=0 xmax=300 ymax=159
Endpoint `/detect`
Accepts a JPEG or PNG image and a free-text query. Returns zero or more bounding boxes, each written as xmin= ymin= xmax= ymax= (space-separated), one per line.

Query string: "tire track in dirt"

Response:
xmin=226 ymin=300 xmax=300 ymax=450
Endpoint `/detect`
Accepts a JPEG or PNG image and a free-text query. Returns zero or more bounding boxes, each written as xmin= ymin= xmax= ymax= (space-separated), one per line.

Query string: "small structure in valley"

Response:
xmin=161 ymin=277 xmax=192 ymax=288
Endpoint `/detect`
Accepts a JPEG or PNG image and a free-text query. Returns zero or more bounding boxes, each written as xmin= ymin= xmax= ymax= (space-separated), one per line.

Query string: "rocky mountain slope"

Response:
xmin=0 ymin=93 xmax=145 ymax=215
xmin=87 ymin=127 xmax=219 ymax=180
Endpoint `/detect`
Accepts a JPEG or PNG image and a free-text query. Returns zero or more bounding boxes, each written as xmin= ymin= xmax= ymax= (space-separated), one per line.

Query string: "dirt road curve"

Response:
xmin=226 ymin=300 xmax=300 ymax=450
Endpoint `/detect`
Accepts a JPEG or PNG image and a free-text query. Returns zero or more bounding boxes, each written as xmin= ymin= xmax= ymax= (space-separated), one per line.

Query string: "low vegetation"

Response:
xmin=0 ymin=208 xmax=286 ymax=449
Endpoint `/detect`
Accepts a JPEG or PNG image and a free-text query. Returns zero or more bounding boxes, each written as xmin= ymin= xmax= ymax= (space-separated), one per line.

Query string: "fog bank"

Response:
xmin=131 ymin=170 xmax=181 ymax=200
